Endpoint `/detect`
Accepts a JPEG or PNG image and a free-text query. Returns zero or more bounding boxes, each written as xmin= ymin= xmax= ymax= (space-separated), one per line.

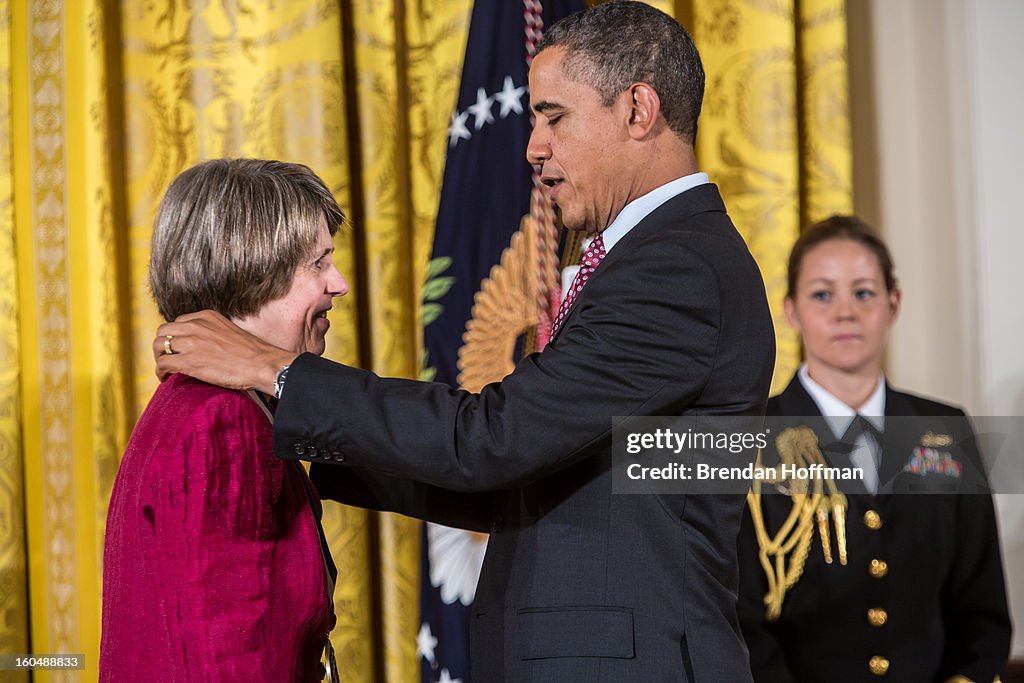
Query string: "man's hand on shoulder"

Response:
xmin=154 ymin=310 xmax=296 ymax=394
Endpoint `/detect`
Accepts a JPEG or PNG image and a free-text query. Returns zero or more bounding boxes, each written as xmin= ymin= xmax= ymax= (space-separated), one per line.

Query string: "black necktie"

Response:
xmin=837 ymin=415 xmax=882 ymax=494
xmin=841 ymin=415 xmax=882 ymax=450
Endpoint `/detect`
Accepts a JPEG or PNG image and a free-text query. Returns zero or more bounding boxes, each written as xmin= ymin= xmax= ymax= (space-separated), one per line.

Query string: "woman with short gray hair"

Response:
xmin=100 ymin=159 xmax=347 ymax=681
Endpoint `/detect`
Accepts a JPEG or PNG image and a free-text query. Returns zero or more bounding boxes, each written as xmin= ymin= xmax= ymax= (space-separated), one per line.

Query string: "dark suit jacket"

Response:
xmin=737 ymin=377 xmax=1012 ymax=682
xmin=276 ymin=183 xmax=775 ymax=681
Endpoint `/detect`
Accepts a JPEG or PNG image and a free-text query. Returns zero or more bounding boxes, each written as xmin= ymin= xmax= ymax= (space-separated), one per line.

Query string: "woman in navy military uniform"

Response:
xmin=737 ymin=215 xmax=1011 ymax=682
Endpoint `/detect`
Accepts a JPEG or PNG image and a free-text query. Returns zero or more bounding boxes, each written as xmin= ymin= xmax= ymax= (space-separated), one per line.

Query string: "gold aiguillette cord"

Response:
xmin=748 ymin=427 xmax=849 ymax=621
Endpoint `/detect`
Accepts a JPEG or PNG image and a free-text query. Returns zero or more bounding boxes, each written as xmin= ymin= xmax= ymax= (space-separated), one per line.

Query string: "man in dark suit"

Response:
xmin=156 ymin=3 xmax=775 ymax=680
xmin=738 ymin=377 xmax=1011 ymax=682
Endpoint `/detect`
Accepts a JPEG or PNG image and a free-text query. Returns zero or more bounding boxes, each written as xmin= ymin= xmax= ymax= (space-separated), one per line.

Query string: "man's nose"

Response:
xmin=526 ymin=126 xmax=549 ymax=165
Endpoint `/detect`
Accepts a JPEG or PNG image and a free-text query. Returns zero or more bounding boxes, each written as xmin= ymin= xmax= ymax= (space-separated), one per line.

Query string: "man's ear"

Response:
xmin=625 ymin=83 xmax=661 ymax=139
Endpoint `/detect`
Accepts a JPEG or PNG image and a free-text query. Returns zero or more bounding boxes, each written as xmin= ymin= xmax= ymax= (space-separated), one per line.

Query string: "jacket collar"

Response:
xmin=547 ymin=183 xmax=728 ymax=346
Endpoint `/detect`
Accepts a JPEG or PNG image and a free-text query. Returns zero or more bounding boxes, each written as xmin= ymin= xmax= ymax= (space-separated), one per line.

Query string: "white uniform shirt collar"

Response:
xmin=600 ymin=172 xmax=709 ymax=254
xmin=797 ymin=364 xmax=886 ymax=438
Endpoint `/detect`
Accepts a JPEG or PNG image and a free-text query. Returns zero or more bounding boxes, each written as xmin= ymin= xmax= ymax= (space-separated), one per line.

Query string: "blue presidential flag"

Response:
xmin=418 ymin=2 xmax=583 ymax=682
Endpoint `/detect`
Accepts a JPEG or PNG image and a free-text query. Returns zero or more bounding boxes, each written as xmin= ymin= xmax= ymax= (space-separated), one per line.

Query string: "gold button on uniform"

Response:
xmin=868 ymin=608 xmax=888 ymax=627
xmin=864 ymin=510 xmax=883 ymax=530
xmin=869 ymin=656 xmax=890 ymax=675
xmin=869 ymin=559 xmax=889 ymax=578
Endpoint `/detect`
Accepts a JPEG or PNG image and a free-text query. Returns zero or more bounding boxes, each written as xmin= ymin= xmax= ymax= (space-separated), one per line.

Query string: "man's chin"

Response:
xmin=559 ymin=212 xmax=601 ymax=236
xmin=560 ymin=215 xmax=590 ymax=233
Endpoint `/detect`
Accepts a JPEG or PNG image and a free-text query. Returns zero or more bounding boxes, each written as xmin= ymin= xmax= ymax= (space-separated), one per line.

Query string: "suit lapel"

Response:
xmin=770 ymin=376 xmax=820 ymax=416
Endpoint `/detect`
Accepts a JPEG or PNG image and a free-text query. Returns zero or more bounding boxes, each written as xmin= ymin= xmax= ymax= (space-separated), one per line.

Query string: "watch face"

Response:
xmin=274 ymin=365 xmax=290 ymax=398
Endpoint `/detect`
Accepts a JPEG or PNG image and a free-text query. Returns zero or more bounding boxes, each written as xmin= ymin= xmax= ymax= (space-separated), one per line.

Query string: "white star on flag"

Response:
xmin=447 ymin=110 xmax=471 ymax=147
xmin=494 ymin=75 xmax=526 ymax=118
xmin=417 ymin=622 xmax=438 ymax=663
xmin=437 ymin=668 xmax=463 ymax=683
xmin=467 ymin=87 xmax=495 ymax=129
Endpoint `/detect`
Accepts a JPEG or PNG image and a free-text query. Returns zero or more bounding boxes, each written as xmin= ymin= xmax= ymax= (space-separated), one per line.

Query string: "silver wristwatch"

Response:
xmin=273 ymin=364 xmax=291 ymax=399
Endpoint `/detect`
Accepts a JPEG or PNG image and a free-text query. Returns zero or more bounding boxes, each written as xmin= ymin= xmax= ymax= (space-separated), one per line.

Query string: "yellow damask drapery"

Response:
xmin=0 ymin=0 xmax=849 ymax=681
xmin=690 ymin=0 xmax=853 ymax=392
xmin=3 ymin=0 xmax=472 ymax=680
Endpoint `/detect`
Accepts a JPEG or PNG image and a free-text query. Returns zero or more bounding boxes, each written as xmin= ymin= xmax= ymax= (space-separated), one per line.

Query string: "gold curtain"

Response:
xmin=0 ymin=3 xmax=29 ymax=683
xmin=690 ymin=0 xmax=853 ymax=393
xmin=339 ymin=4 xmax=472 ymax=679
xmin=3 ymin=0 xmax=471 ymax=680
xmin=12 ymin=2 xmax=129 ymax=681
xmin=1 ymin=0 xmax=849 ymax=681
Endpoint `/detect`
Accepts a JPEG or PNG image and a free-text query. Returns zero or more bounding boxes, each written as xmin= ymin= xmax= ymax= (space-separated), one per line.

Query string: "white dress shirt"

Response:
xmin=561 ymin=172 xmax=710 ymax=293
xmin=797 ymin=364 xmax=885 ymax=494
xmin=600 ymin=171 xmax=709 ymax=253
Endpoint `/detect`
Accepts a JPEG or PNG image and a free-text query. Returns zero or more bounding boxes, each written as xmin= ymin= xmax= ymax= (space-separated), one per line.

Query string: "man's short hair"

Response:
xmin=537 ymin=0 xmax=704 ymax=143
xmin=149 ymin=158 xmax=344 ymax=321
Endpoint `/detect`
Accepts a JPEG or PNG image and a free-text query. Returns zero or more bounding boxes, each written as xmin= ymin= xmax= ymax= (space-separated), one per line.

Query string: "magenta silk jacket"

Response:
xmin=100 ymin=373 xmax=333 ymax=681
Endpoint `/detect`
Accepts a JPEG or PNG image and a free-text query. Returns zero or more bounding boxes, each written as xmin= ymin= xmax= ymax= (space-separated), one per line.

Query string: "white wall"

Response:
xmin=965 ymin=0 xmax=1024 ymax=657
xmin=850 ymin=0 xmax=1024 ymax=657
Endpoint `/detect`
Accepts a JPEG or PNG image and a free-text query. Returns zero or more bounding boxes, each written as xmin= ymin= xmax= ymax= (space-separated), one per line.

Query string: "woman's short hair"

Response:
xmin=149 ymin=158 xmax=344 ymax=321
xmin=787 ymin=214 xmax=898 ymax=298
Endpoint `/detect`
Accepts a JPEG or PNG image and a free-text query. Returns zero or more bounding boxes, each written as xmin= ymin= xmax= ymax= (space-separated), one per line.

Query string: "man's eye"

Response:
xmin=548 ymin=114 xmax=563 ymax=126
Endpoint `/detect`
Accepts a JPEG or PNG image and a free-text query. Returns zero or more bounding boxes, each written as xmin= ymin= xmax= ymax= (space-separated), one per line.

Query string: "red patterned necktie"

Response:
xmin=549 ymin=232 xmax=607 ymax=342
